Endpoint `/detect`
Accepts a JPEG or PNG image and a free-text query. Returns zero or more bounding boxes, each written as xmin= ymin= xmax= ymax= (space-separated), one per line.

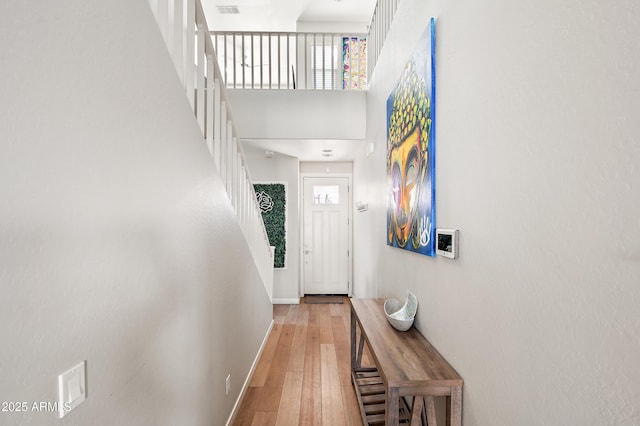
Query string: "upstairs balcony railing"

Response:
xmin=211 ymin=32 xmax=367 ymax=90
xmin=211 ymin=0 xmax=400 ymax=89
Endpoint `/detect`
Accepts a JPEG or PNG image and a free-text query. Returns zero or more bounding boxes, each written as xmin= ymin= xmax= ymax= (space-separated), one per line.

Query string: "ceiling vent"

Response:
xmin=216 ymin=5 xmax=240 ymax=14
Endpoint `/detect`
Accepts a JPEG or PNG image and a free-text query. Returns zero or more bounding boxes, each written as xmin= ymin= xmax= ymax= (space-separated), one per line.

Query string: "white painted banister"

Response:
xmin=210 ymin=0 xmax=399 ymax=92
xmin=211 ymin=31 xmax=368 ymax=90
xmin=148 ymin=0 xmax=274 ymax=301
xmin=367 ymin=0 xmax=401 ymax=80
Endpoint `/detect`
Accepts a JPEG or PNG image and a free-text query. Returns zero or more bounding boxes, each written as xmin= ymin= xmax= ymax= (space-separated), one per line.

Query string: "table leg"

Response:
xmin=449 ymin=386 xmax=462 ymax=426
xmin=386 ymin=387 xmax=400 ymax=426
xmin=350 ymin=309 xmax=356 ymax=372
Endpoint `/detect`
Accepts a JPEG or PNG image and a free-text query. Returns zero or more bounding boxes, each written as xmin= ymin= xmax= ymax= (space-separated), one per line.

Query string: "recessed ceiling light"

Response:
xmin=216 ymin=5 xmax=239 ymax=14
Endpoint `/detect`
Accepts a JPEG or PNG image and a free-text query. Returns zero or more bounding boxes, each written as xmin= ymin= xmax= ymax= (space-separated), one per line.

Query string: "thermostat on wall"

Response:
xmin=436 ymin=229 xmax=459 ymax=259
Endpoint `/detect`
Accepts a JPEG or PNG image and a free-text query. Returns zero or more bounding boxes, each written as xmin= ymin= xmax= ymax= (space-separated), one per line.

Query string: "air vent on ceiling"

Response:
xmin=216 ymin=5 xmax=239 ymax=14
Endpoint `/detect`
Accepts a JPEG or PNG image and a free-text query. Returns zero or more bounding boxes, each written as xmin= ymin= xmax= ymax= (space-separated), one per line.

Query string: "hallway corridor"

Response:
xmin=232 ymin=298 xmax=366 ymax=425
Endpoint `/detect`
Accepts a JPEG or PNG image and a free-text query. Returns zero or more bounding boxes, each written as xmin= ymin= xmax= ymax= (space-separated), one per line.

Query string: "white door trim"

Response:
xmin=299 ymin=172 xmax=353 ymax=297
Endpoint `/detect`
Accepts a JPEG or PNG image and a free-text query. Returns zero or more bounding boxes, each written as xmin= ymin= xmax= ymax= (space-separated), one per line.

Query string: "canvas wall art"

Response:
xmin=386 ymin=18 xmax=436 ymax=256
xmin=254 ymin=182 xmax=287 ymax=268
xmin=342 ymin=37 xmax=367 ymax=90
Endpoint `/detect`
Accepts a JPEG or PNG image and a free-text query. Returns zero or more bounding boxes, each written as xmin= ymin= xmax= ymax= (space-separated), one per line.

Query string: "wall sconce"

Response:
xmin=355 ymin=201 xmax=368 ymax=212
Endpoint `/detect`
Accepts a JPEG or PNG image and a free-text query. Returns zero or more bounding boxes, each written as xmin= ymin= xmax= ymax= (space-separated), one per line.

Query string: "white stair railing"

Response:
xmin=148 ymin=0 xmax=274 ymax=301
xmin=208 ymin=0 xmax=400 ymax=90
xmin=211 ymin=32 xmax=368 ymax=90
xmin=367 ymin=0 xmax=401 ymax=80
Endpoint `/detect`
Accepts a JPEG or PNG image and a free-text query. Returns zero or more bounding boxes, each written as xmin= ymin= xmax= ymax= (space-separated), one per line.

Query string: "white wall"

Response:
xmin=243 ymin=146 xmax=301 ymax=303
xmin=227 ymin=90 xmax=366 ymax=140
xmin=296 ymin=21 xmax=369 ymax=34
xmin=300 ymin=162 xmax=354 ymax=175
xmin=0 ymin=2 xmax=272 ymax=425
xmin=354 ymin=0 xmax=640 ymax=424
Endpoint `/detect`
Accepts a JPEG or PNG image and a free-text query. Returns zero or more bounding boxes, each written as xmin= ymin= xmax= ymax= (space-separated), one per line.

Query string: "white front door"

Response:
xmin=303 ymin=177 xmax=350 ymax=295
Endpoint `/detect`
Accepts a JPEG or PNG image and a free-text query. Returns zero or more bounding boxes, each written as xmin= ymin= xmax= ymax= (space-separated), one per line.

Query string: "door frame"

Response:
xmin=299 ymin=172 xmax=353 ymax=297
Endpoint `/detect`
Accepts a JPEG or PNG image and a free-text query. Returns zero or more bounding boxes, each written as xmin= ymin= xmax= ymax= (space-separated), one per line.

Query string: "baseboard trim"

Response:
xmin=225 ymin=319 xmax=275 ymax=426
xmin=272 ymin=297 xmax=300 ymax=304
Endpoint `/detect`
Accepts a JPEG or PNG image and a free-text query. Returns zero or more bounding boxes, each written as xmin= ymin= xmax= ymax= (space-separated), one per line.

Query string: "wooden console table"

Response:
xmin=350 ymin=298 xmax=463 ymax=426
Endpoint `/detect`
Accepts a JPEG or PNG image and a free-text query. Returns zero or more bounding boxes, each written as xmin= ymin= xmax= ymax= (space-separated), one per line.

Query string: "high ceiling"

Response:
xmin=202 ymin=0 xmax=377 ymax=161
xmin=202 ymin=0 xmax=378 ymax=32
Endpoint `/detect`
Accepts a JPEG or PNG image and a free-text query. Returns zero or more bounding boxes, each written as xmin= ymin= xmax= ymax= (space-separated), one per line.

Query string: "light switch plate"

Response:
xmin=58 ymin=361 xmax=87 ymax=418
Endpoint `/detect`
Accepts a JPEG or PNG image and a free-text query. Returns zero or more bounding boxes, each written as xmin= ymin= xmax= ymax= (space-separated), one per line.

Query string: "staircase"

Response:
xmin=146 ymin=0 xmax=401 ymax=302
xmin=147 ymin=0 xmax=274 ymax=301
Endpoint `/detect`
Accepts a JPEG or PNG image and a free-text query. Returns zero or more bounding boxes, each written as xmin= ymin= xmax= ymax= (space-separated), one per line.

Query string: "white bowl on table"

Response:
xmin=383 ymin=291 xmax=418 ymax=332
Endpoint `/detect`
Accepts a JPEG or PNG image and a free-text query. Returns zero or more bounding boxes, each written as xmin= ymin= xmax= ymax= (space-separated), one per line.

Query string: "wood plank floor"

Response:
xmin=232 ymin=297 xmax=369 ymax=425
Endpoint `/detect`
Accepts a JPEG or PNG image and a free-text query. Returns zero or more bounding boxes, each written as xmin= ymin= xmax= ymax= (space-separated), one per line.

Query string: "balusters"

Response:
xmin=210 ymin=31 xmax=368 ymax=90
